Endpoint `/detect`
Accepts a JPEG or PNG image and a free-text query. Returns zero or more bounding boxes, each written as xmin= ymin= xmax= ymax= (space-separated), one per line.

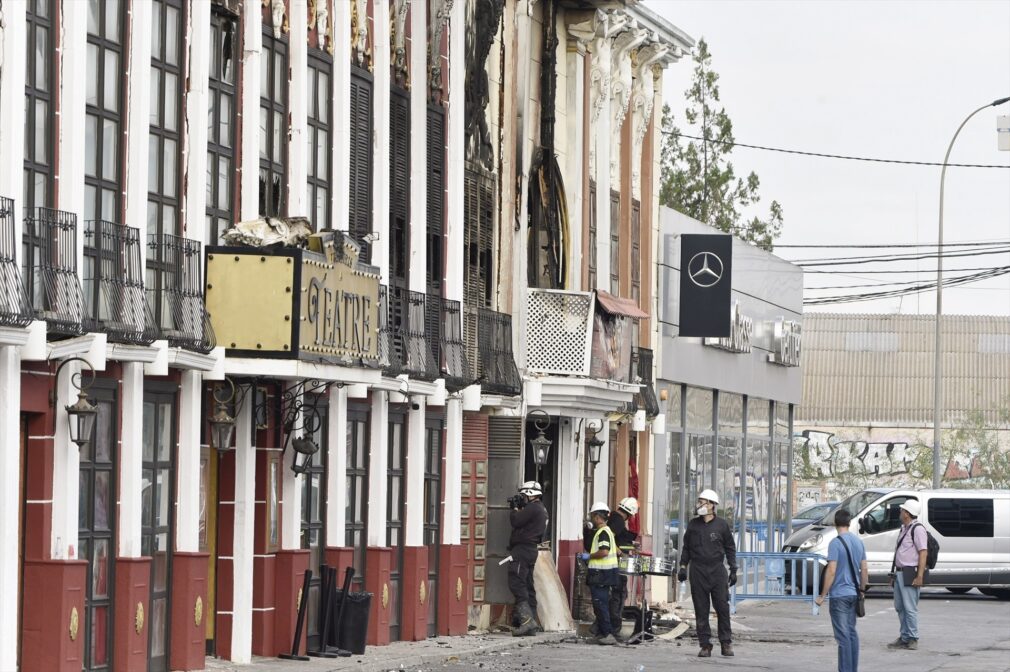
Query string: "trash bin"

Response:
xmin=330 ymin=590 xmax=372 ymax=655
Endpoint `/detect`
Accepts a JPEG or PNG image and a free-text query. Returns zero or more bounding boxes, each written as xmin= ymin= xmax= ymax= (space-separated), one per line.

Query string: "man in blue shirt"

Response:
xmin=816 ymin=509 xmax=868 ymax=672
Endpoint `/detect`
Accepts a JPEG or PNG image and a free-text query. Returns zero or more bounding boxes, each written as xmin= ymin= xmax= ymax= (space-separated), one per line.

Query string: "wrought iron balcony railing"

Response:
xmin=476 ymin=307 xmax=522 ymax=397
xmin=83 ymin=220 xmax=158 ymax=345
xmin=440 ymin=298 xmax=473 ymax=392
xmin=0 ymin=197 xmax=33 ymax=328
xmin=22 ymin=207 xmax=85 ymax=336
xmin=147 ymin=234 xmax=216 ymax=353
xmin=378 ymin=285 xmax=437 ymax=381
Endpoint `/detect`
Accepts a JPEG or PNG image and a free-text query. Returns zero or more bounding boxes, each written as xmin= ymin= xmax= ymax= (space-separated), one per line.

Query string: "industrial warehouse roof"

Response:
xmin=797 ymin=313 xmax=1010 ymax=427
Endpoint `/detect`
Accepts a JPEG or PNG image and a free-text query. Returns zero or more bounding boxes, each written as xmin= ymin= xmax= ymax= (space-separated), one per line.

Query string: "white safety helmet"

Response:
xmin=618 ymin=497 xmax=640 ymax=516
xmin=698 ymin=489 xmax=720 ymax=506
xmin=519 ymin=481 xmax=543 ymax=498
xmin=899 ymin=499 xmax=921 ymax=518
xmin=589 ymin=501 xmax=610 ymax=516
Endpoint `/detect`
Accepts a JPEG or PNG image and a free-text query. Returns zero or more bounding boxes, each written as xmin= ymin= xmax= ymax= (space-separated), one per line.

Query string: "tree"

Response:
xmin=907 ymin=408 xmax=1010 ymax=489
xmin=659 ymin=38 xmax=783 ymax=251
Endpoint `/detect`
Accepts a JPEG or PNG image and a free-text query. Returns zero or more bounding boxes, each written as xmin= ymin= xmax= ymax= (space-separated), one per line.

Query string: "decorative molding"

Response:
xmin=464 ymin=0 xmax=505 ymax=168
xmin=270 ymin=0 xmax=286 ymax=38
xmin=313 ymin=0 xmax=330 ymax=52
xmin=630 ymin=40 xmax=669 ymax=197
xmin=351 ymin=0 xmax=369 ymax=67
xmin=392 ymin=0 xmax=410 ymax=87
xmin=609 ymin=20 xmax=649 ymax=185
xmin=586 ymin=11 xmax=627 ymax=177
xmin=428 ymin=0 xmax=453 ymax=102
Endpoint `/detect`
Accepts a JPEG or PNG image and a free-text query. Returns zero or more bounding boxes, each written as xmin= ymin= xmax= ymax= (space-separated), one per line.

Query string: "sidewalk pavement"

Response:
xmin=203 ymin=631 xmax=571 ymax=672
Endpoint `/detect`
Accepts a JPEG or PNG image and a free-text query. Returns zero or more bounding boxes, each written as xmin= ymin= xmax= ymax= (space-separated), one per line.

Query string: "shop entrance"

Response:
xmin=142 ymin=390 xmax=176 ymax=672
xmin=300 ymin=396 xmax=327 ymax=651
xmin=386 ymin=411 xmax=407 ymax=641
xmin=423 ymin=415 xmax=444 ymax=637
xmin=80 ymin=384 xmax=117 ymax=671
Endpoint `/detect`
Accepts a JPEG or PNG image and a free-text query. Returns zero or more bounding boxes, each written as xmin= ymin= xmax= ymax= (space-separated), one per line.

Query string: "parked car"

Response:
xmin=782 ymin=488 xmax=1010 ymax=598
xmin=791 ymin=501 xmax=840 ymax=530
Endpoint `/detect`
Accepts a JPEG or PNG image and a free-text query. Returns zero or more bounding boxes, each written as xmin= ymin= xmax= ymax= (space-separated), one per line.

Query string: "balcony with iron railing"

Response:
xmin=147 ymin=234 xmax=216 ymax=353
xmin=461 ymin=304 xmax=522 ymax=397
xmin=83 ymin=220 xmax=158 ymax=345
xmin=379 ymin=285 xmax=438 ymax=381
xmin=0 ymin=197 xmax=33 ymax=329
xmin=21 ymin=206 xmax=86 ymax=336
xmin=440 ymin=297 xmax=474 ymax=392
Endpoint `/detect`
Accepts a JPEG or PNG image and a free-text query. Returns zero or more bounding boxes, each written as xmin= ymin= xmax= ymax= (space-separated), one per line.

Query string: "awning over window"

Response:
xmin=595 ymin=289 xmax=649 ymax=320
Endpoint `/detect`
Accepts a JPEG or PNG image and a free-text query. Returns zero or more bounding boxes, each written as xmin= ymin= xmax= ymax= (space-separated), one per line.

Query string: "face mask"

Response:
xmin=697 ymin=506 xmax=709 ymax=516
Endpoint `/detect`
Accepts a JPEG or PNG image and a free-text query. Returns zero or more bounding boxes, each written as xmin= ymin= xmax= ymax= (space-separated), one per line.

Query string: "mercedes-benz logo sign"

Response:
xmin=687 ymin=251 xmax=724 ymax=288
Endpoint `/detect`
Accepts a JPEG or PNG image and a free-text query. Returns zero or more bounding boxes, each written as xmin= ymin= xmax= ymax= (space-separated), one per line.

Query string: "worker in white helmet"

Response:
xmin=508 ymin=481 xmax=548 ymax=637
xmin=608 ymin=497 xmax=640 ymax=635
xmin=677 ymin=488 xmax=737 ymax=658
xmin=577 ymin=502 xmax=620 ymax=645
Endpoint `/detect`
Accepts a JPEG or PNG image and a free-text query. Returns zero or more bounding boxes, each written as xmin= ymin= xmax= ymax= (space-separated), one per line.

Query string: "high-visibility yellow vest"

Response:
xmin=589 ymin=525 xmax=618 ymax=570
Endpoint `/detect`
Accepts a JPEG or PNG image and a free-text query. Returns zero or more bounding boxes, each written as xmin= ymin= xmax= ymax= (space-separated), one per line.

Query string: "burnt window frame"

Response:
xmin=206 ymin=8 xmax=238 ymax=245
xmin=609 ymin=190 xmax=620 ymax=296
xmin=587 ymin=180 xmax=597 ymax=290
xmin=348 ymin=68 xmax=374 ymax=261
xmin=258 ymin=27 xmax=289 ymax=218
xmin=306 ymin=51 xmax=333 ymax=231
xmin=147 ymin=0 xmax=185 ymax=241
xmin=85 ymin=0 xmax=126 ymax=223
xmin=24 ymin=0 xmax=57 ymax=212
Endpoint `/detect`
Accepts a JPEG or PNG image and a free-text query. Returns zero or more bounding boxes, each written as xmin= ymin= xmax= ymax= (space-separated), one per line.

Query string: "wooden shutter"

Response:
xmin=588 ymin=180 xmax=597 ymax=290
xmin=389 ymin=88 xmax=410 ymax=287
xmin=426 ymin=106 xmax=445 ymax=371
xmin=349 ymin=68 xmax=373 ymax=262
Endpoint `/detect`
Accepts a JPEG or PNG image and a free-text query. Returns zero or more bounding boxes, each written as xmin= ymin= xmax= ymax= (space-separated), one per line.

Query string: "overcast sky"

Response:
xmin=650 ymin=0 xmax=1010 ymax=316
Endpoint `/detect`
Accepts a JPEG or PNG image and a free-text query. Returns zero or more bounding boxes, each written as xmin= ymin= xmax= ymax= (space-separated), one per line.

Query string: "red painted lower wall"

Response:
xmin=437 ymin=544 xmax=468 ymax=636
xmin=364 ymin=547 xmax=391 ymax=646
xmin=273 ymin=549 xmax=310 ymax=656
xmin=399 ymin=546 xmax=429 ymax=641
xmin=170 ymin=552 xmax=210 ymax=671
xmin=112 ymin=556 xmax=151 ymax=672
xmin=251 ymin=554 xmax=276 ymax=656
xmin=20 ymin=559 xmax=88 ymax=672
xmin=556 ymin=539 xmax=582 ymax=605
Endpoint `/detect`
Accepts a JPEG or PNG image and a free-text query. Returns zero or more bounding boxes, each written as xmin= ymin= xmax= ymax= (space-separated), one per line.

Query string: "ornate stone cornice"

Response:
xmin=630 ymin=39 xmax=670 ymax=197
xmin=314 ymin=0 xmax=331 ymax=53
xmin=269 ymin=0 xmax=287 ymax=38
xmin=351 ymin=0 xmax=369 ymax=68
xmin=609 ymin=19 xmax=648 ymax=184
xmin=392 ymin=0 xmax=410 ymax=87
xmin=428 ymin=0 xmax=453 ymax=102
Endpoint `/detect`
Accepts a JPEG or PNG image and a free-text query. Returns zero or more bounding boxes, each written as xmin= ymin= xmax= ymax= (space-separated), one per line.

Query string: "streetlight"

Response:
xmin=209 ymin=379 xmax=238 ymax=451
xmin=527 ymin=409 xmax=552 ymax=483
xmin=932 ymin=95 xmax=1010 ymax=488
xmin=54 ymin=357 xmax=98 ymax=450
xmin=585 ymin=419 xmax=606 ymax=467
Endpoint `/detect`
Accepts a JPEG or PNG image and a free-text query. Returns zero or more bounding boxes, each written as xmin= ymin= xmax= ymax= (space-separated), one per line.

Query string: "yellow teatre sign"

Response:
xmin=206 ymin=232 xmax=380 ymax=365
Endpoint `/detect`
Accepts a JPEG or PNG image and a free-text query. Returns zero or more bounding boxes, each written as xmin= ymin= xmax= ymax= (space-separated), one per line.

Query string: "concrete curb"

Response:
xmin=355 ymin=632 xmax=572 ymax=672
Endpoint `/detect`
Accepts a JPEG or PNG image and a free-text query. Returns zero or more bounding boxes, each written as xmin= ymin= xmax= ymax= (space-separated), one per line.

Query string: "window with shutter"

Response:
xmin=25 ymin=0 xmax=56 ymax=212
xmin=206 ymin=8 xmax=237 ymax=245
xmin=389 ymin=88 xmax=410 ymax=288
xmin=610 ymin=190 xmax=620 ymax=296
xmin=259 ymin=28 xmax=288 ymax=217
xmin=427 ymin=105 xmax=446 ymax=370
xmin=307 ymin=52 xmax=333 ymax=230
xmin=631 ymin=199 xmax=641 ymax=347
xmin=462 ymin=165 xmax=497 ymax=369
xmin=349 ymin=68 xmax=373 ymax=261
xmin=588 ymin=180 xmax=597 ymax=290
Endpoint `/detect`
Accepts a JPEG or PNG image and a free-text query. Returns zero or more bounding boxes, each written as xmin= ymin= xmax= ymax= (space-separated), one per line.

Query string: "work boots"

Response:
xmin=512 ymin=602 xmax=537 ymax=637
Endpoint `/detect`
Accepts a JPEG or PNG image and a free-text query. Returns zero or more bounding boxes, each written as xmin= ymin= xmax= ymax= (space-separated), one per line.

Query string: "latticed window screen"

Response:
xmin=349 ymin=69 xmax=373 ymax=260
xmin=588 ymin=181 xmax=597 ymax=290
xmin=525 ymin=290 xmax=594 ymax=375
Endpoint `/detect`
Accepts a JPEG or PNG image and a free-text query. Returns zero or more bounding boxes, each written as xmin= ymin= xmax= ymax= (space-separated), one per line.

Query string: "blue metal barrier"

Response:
xmin=730 ymin=551 xmax=825 ymax=615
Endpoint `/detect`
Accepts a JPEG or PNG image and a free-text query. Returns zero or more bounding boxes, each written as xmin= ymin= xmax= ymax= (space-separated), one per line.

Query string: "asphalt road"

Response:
xmin=430 ymin=588 xmax=1010 ymax=672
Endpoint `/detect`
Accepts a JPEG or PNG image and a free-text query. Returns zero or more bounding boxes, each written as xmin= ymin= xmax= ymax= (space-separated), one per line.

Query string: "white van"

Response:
xmin=782 ymin=488 xmax=1010 ymax=598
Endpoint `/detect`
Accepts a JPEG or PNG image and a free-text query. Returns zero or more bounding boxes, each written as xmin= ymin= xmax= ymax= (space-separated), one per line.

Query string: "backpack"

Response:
xmin=894 ymin=522 xmax=940 ymax=570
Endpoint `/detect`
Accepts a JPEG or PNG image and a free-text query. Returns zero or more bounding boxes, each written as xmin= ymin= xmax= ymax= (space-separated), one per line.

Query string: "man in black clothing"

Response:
xmin=677 ymin=488 xmax=737 ymax=658
xmin=608 ymin=497 xmax=639 ymax=634
xmin=508 ymin=480 xmax=548 ymax=636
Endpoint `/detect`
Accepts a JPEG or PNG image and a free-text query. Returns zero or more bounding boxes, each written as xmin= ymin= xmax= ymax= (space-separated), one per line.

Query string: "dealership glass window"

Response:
xmin=718 ymin=392 xmax=743 ymax=435
xmin=85 ymin=0 xmax=124 ymax=222
xmin=928 ymin=498 xmax=994 ymax=538
xmin=775 ymin=401 xmax=791 ymax=440
xmin=664 ymin=432 xmax=684 ymax=557
xmin=147 ymin=0 xmax=183 ymax=240
xmin=25 ymin=0 xmax=55 ymax=211
xmin=746 ymin=397 xmax=771 ymax=439
xmin=686 ymin=434 xmax=713 ymax=513
xmin=307 ymin=54 xmax=332 ymax=230
xmin=663 ymin=384 xmax=683 ymax=427
xmin=206 ymin=9 xmax=237 ymax=244
xmin=686 ymin=387 xmax=714 ymax=431
xmin=771 ymin=441 xmax=790 ymax=548
xmin=259 ymin=28 xmax=288 ymax=217
xmin=746 ymin=439 xmax=769 ymax=551
xmin=717 ymin=436 xmax=741 ymax=535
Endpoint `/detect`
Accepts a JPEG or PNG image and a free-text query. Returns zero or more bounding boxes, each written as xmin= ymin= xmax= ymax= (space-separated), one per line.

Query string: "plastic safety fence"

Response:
xmin=730 ymin=551 xmax=825 ymax=616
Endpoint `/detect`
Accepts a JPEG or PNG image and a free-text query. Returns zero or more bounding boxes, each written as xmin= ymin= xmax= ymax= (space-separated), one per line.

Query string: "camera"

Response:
xmin=507 ymin=494 xmax=527 ymax=510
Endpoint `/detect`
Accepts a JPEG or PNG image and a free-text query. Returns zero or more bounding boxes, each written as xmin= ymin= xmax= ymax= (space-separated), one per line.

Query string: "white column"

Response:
xmin=239 ymin=5 xmax=263 ymax=220
xmin=366 ymin=391 xmax=389 ymax=546
xmin=58 ymin=0 xmax=88 ymax=274
xmin=280 ymin=384 xmax=302 ymax=550
xmin=124 ymin=0 xmax=153 ymax=238
xmin=593 ymin=39 xmax=612 ymax=290
xmin=372 ymin=0 xmax=391 ymax=283
xmin=0 ymin=346 xmax=22 ymax=671
xmin=230 ymin=391 xmax=255 ymax=663
xmin=555 ymin=420 xmax=583 ymax=541
xmin=51 ymin=361 xmax=79 ymax=560
xmin=326 ymin=385 xmax=348 ymax=545
xmin=118 ymin=362 xmax=144 ymax=557
xmin=185 ymin=0 xmax=211 ymax=244
xmin=176 ymin=370 xmax=202 ymax=551
xmin=288 ymin=0 xmax=309 ymax=218
xmin=404 ymin=397 xmax=426 ymax=545
xmin=564 ymin=44 xmax=586 ymax=292
xmin=442 ymin=398 xmax=463 ymax=545
xmin=444 ymin=0 xmax=464 ymax=304
xmin=408 ymin=0 xmax=427 ymax=294
xmin=0 ymin=0 xmax=26 ymax=246
xmin=331 ymin=0 xmax=352 ymax=231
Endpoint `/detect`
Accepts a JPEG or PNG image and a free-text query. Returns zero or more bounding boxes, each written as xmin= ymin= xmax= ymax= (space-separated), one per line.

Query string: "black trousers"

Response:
xmin=508 ymin=544 xmax=539 ymax=608
xmin=689 ymin=563 xmax=732 ymax=646
xmin=609 ymin=572 xmax=628 ymax=628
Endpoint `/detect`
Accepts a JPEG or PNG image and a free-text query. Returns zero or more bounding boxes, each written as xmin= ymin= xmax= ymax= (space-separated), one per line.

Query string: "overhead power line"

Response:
xmin=776 ymin=239 xmax=1010 ymax=249
xmin=795 ymin=246 xmax=1010 ymax=267
xmin=664 ymin=130 xmax=1010 ymax=169
xmin=804 ymin=265 xmax=1009 ymax=275
xmin=803 ymin=265 xmax=1010 ymax=305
